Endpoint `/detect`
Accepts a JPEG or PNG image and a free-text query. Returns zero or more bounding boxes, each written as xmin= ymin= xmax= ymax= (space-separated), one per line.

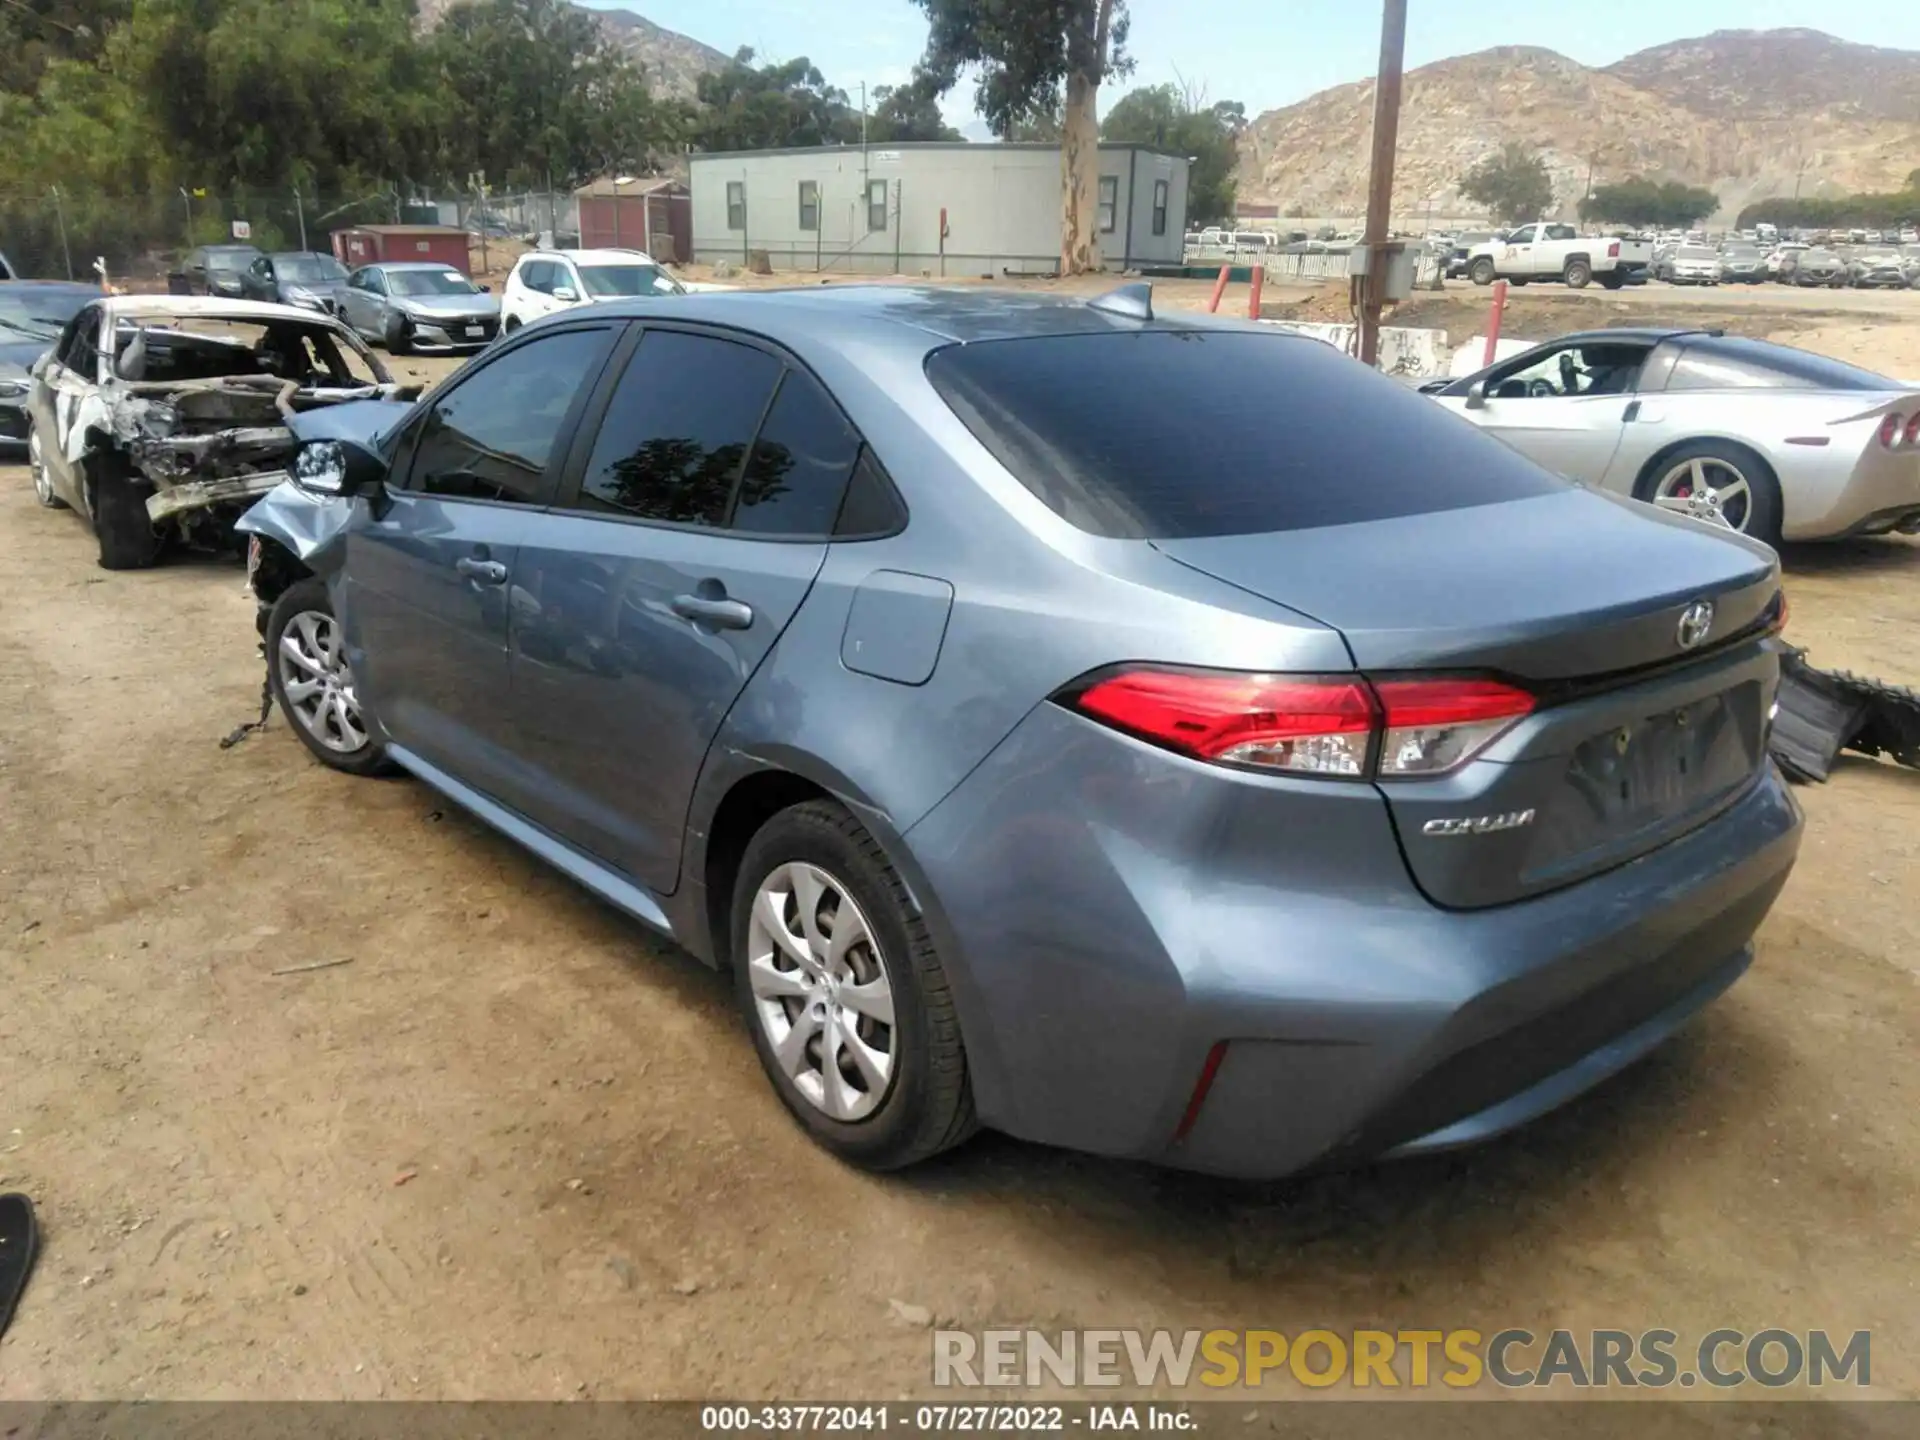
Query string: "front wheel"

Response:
xmin=28 ymin=425 xmax=64 ymax=509
xmin=267 ymin=578 xmax=393 ymax=776
xmin=731 ymin=800 xmax=976 ymax=1170
xmin=1638 ymin=441 xmax=1784 ymax=547
xmin=1468 ymin=257 xmax=1496 ymax=286
xmin=502 ymin=315 xmax=522 ymax=335
xmin=91 ymin=457 xmax=164 ymax=570
xmin=383 ymin=313 xmax=411 ymax=355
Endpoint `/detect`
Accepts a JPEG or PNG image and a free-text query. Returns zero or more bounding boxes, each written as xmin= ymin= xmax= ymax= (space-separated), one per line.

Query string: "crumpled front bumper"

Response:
xmin=146 ymin=468 xmax=291 ymax=523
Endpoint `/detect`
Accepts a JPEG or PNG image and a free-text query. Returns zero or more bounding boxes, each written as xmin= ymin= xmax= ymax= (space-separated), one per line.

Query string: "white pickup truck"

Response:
xmin=1465 ymin=222 xmax=1652 ymax=289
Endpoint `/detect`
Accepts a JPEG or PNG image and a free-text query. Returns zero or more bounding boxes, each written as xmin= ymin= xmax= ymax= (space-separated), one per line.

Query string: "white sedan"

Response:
xmin=1421 ymin=328 xmax=1920 ymax=545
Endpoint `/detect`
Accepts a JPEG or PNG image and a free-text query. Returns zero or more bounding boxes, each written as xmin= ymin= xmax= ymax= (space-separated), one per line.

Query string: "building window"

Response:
xmin=726 ymin=181 xmax=746 ymax=232
xmin=1152 ymin=180 xmax=1169 ymax=237
xmin=1098 ymin=176 xmax=1118 ymax=234
xmin=798 ymin=180 xmax=819 ymax=231
xmin=867 ymin=179 xmax=889 ymax=233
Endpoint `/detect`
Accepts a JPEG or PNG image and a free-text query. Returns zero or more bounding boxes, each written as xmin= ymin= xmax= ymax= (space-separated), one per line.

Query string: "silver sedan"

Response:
xmin=1423 ymin=328 xmax=1920 ymax=544
xmin=335 ymin=262 xmax=501 ymax=354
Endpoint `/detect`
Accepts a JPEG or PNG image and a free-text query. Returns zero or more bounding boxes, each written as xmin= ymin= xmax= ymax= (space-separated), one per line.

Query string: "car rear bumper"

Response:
xmin=903 ymin=704 xmax=1801 ymax=1179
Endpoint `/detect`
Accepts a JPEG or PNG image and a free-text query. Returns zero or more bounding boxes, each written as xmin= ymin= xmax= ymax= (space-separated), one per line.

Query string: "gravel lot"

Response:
xmin=1 ymin=279 xmax=1918 ymax=1403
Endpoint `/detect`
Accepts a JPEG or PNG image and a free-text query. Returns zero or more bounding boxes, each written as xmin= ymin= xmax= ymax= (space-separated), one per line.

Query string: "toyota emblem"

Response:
xmin=1676 ymin=600 xmax=1715 ymax=651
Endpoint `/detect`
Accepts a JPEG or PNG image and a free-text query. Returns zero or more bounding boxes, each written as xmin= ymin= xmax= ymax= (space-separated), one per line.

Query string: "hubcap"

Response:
xmin=1654 ymin=457 xmax=1751 ymax=532
xmin=746 ymin=861 xmax=897 ymax=1121
xmin=277 ymin=609 xmax=368 ymax=753
xmin=28 ymin=429 xmax=51 ymax=504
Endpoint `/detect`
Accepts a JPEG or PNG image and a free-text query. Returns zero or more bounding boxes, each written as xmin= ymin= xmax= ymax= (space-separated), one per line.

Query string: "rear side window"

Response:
xmin=926 ymin=330 xmax=1565 ymax=539
xmin=733 ymin=368 xmax=863 ymax=536
xmin=1665 ymin=338 xmax=1891 ymax=393
xmin=574 ymin=329 xmax=783 ymax=526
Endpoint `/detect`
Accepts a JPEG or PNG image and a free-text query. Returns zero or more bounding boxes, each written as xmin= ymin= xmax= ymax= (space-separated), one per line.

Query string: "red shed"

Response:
xmin=331 ymin=225 xmax=472 ymax=275
xmin=576 ymin=177 xmax=690 ymax=263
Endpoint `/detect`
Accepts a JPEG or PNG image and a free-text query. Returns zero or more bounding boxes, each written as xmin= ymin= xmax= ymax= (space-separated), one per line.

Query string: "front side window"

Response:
xmin=726 ymin=181 xmax=746 ymax=231
xmin=733 ymin=367 xmax=862 ymax=536
xmin=799 ymin=181 xmax=820 ymax=232
xmin=405 ymin=327 xmax=612 ymax=505
xmin=1151 ymin=180 xmax=1168 ymax=237
xmin=1098 ymin=176 xmax=1118 ymax=234
xmin=573 ymin=329 xmax=782 ymax=526
xmin=867 ymin=180 xmax=889 ymax=233
xmin=927 ymin=330 xmax=1564 ymax=540
xmin=1487 ymin=342 xmax=1650 ymax=400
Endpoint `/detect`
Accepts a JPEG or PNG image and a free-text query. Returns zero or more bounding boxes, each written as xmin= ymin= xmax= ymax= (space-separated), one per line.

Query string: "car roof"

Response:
xmin=366 ymin=261 xmax=468 ymax=272
xmin=269 ymin=250 xmax=339 ymax=260
xmin=0 ymin=280 xmax=101 ymax=296
xmin=100 ymin=294 xmax=347 ymax=324
xmin=523 ymin=248 xmax=662 ymax=266
xmin=553 ymin=284 xmax=1270 ymax=348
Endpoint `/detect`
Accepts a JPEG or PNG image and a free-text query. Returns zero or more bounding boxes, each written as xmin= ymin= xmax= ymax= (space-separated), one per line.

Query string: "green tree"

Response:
xmin=0 ymin=0 xmax=129 ymax=93
xmin=868 ymin=80 xmax=962 ymax=143
xmin=1579 ymin=176 xmax=1717 ymax=229
xmin=907 ymin=0 xmax=1133 ymax=273
xmin=1102 ymin=82 xmax=1243 ymax=227
xmin=693 ymin=48 xmax=861 ymax=151
xmin=1460 ymin=143 xmax=1554 ymax=226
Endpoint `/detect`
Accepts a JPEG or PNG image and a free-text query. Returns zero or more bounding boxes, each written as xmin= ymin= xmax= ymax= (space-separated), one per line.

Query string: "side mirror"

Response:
xmin=293 ymin=438 xmax=386 ymax=499
xmin=1465 ymin=380 xmax=1489 ymax=410
xmin=551 ymin=285 xmax=577 ymax=302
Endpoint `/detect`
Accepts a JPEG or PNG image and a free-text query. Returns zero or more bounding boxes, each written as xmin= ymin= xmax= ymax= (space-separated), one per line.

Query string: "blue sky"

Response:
xmin=585 ymin=0 xmax=1920 ymax=134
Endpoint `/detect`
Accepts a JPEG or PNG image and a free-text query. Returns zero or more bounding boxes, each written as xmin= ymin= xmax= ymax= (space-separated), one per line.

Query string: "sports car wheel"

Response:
xmin=1641 ymin=442 xmax=1783 ymax=547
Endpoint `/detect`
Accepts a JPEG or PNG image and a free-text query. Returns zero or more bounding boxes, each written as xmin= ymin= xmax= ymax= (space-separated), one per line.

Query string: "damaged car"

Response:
xmin=24 ymin=294 xmax=417 ymax=569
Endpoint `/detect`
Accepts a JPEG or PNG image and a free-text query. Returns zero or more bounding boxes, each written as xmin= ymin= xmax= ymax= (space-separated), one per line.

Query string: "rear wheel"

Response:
xmin=28 ymin=425 xmax=64 ymax=509
xmin=1598 ymin=272 xmax=1625 ymax=291
xmin=730 ymin=800 xmax=975 ymax=1170
xmin=90 ymin=457 xmax=163 ymax=570
xmin=1564 ymin=258 xmax=1592 ymax=288
xmin=1638 ymin=441 xmax=1783 ymax=547
xmin=1468 ymin=257 xmax=1497 ymax=286
xmin=267 ymin=578 xmax=392 ymax=776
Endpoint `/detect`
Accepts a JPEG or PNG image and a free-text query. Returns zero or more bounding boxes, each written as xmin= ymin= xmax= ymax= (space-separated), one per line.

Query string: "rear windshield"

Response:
xmin=925 ymin=330 xmax=1566 ymax=539
xmin=1672 ymin=337 xmax=1893 ymax=392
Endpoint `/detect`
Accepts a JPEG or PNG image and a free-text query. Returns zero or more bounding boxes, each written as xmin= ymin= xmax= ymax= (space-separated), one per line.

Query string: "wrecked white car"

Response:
xmin=23 ymin=295 xmax=417 ymax=569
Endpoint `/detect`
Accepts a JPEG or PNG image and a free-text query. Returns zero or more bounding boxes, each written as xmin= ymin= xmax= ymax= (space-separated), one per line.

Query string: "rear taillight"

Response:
xmin=1068 ymin=669 xmax=1375 ymax=776
xmin=1607 ymin=241 xmax=1620 ymax=258
xmin=1905 ymin=413 xmax=1920 ymax=447
xmin=1061 ymin=668 xmax=1533 ymax=780
xmin=1879 ymin=413 xmax=1904 ymax=448
xmin=1374 ymin=678 xmax=1536 ymax=777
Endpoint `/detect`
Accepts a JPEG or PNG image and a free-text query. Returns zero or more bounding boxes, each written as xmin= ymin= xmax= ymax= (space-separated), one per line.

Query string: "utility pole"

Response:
xmin=1356 ymin=0 xmax=1408 ymax=367
xmin=50 ymin=186 xmax=72 ymax=279
xmin=180 ymin=186 xmax=194 ymax=249
xmin=293 ymin=183 xmax=307 ymax=251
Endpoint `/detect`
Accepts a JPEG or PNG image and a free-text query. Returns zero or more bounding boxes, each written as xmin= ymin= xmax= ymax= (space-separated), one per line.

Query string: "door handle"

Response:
xmin=671 ymin=593 xmax=754 ymax=630
xmin=455 ymin=556 xmax=508 ymax=585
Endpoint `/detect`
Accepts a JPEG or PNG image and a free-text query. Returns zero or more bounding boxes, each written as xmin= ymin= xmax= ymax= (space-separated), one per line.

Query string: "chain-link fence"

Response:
xmin=0 ymin=185 xmax=584 ymax=285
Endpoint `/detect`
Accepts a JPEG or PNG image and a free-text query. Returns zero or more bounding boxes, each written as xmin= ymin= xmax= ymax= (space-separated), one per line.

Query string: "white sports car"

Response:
xmin=1421 ymin=328 xmax=1920 ymax=545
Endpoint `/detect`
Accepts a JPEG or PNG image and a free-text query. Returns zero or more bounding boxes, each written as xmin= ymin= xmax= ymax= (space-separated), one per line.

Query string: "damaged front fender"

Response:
xmin=235 ymin=481 xmax=356 ymax=573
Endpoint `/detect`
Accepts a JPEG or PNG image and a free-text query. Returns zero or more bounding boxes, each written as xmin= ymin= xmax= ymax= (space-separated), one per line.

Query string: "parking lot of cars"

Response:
xmin=2 ymin=270 xmax=1919 ymax=1400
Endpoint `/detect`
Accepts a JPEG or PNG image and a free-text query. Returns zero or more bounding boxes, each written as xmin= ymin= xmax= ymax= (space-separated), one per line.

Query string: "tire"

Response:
xmin=383 ymin=313 xmax=411 ymax=355
xmin=90 ymin=456 xmax=164 ymax=570
xmin=730 ymin=800 xmax=976 ymax=1170
xmin=1468 ymin=257 xmax=1497 ymax=286
xmin=266 ymin=578 xmax=393 ymax=777
xmin=1636 ymin=439 xmax=1784 ymax=548
xmin=1598 ymin=273 xmax=1625 ymax=291
xmin=1564 ymin=258 xmax=1592 ymax=289
xmin=27 ymin=424 xmax=64 ymax=509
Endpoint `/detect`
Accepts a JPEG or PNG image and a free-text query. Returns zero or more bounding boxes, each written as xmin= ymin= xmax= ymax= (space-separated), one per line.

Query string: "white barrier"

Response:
xmin=1260 ymin=323 xmax=1539 ymax=380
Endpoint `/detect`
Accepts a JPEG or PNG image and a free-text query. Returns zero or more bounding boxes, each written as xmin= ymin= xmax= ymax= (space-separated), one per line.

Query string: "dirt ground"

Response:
xmin=2 ymin=279 xmax=1919 ymax=1404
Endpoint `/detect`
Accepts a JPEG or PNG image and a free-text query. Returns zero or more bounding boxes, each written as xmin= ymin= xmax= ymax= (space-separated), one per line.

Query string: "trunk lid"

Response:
xmin=1154 ymin=488 xmax=1783 ymax=908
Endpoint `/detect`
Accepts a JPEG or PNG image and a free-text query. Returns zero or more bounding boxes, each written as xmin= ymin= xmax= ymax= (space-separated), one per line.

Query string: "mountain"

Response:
xmin=1237 ymin=29 xmax=1920 ymax=225
xmin=414 ymin=1 xmax=730 ymax=98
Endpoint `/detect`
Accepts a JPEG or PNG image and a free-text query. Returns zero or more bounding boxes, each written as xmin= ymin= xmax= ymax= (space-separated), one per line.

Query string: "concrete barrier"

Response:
xmin=1261 ymin=321 xmax=1539 ymax=380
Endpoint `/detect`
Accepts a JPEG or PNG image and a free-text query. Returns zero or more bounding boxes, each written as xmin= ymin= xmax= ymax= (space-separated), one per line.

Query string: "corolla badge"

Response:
xmin=1676 ymin=599 xmax=1715 ymax=651
xmin=1422 ymin=809 xmax=1535 ymax=837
